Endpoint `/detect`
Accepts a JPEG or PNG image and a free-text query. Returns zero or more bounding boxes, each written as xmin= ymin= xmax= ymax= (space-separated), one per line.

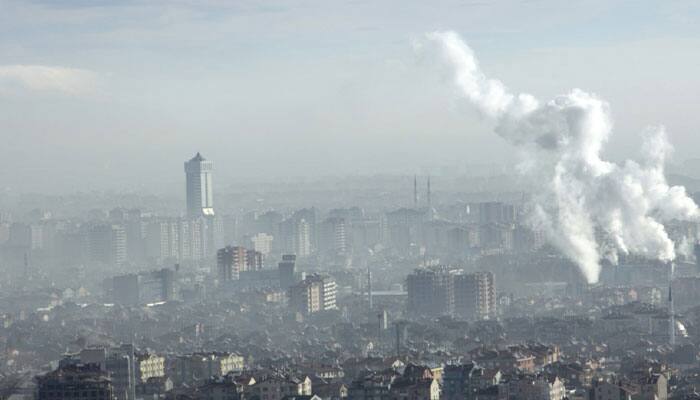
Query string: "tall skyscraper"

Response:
xmin=184 ymin=153 xmax=214 ymax=217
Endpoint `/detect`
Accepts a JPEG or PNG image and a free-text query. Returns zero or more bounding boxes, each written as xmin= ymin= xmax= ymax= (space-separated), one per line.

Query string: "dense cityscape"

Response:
xmin=1 ymin=151 xmax=700 ymax=400
xmin=3 ymin=2 xmax=700 ymax=400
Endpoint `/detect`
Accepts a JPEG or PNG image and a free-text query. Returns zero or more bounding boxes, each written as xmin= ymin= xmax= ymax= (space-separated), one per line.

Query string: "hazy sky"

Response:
xmin=1 ymin=0 xmax=699 ymax=193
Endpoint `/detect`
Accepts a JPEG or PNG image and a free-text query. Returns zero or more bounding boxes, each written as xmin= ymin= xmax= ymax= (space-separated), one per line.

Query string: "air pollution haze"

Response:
xmin=423 ymin=31 xmax=699 ymax=283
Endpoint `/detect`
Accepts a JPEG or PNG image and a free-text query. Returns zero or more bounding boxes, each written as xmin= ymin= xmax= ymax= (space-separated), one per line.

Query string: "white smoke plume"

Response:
xmin=423 ymin=31 xmax=699 ymax=283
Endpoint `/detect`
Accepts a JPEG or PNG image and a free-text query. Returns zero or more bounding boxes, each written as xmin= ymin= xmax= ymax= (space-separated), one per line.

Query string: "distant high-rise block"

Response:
xmin=112 ymin=274 xmax=140 ymax=306
xmin=320 ymin=217 xmax=348 ymax=255
xmin=111 ymin=268 xmax=176 ymax=305
xmin=216 ymin=245 xmax=263 ymax=282
xmin=184 ymin=153 xmax=214 ymax=217
xmin=278 ymin=254 xmax=296 ymax=289
xmin=89 ymin=224 xmax=126 ymax=267
xmin=454 ymin=271 xmax=496 ymax=320
xmin=217 ymin=246 xmax=244 ymax=282
xmin=251 ymin=232 xmax=274 ymax=256
xmin=288 ymin=273 xmax=336 ymax=315
xmin=246 ymin=248 xmax=263 ymax=271
xmin=279 ymin=217 xmax=311 ymax=257
xmin=407 ymin=266 xmax=496 ymax=320
xmin=73 ymin=344 xmax=136 ymax=400
xmin=406 ymin=266 xmax=455 ymax=316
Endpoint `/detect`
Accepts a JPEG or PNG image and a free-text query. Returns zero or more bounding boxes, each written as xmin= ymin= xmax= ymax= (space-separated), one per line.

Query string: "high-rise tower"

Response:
xmin=184 ymin=153 xmax=214 ymax=217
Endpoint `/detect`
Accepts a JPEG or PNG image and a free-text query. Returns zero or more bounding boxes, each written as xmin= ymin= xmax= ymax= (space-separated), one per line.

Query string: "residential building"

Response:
xmin=251 ymin=374 xmax=312 ymax=400
xmin=136 ymin=353 xmax=166 ymax=383
xmin=88 ymin=224 xmax=126 ymax=267
xmin=36 ymin=363 xmax=114 ymax=400
xmin=288 ymin=273 xmax=337 ymax=315
xmin=174 ymin=353 xmax=245 ymax=386
xmin=454 ymin=271 xmax=496 ymax=320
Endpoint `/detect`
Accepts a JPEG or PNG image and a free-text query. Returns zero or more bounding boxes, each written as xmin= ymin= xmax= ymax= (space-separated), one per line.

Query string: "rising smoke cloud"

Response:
xmin=423 ymin=31 xmax=699 ymax=283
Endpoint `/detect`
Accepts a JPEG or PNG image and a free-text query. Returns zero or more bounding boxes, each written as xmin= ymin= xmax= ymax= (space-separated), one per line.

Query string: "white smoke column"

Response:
xmin=424 ymin=31 xmax=699 ymax=283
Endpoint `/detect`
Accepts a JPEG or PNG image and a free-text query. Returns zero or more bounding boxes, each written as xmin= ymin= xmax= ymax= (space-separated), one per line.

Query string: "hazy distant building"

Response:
xmin=89 ymin=224 xmax=126 ymax=266
xmin=384 ymin=208 xmax=425 ymax=251
xmin=145 ymin=219 xmax=180 ymax=262
xmin=251 ymin=232 xmax=274 ymax=256
xmin=173 ymin=353 xmax=244 ymax=386
xmin=477 ymin=202 xmax=515 ymax=225
xmin=292 ymin=208 xmax=318 ymax=249
xmin=55 ymin=229 xmax=89 ymax=267
xmin=222 ymin=214 xmax=238 ymax=245
xmin=406 ymin=266 xmax=456 ymax=316
xmin=478 ymin=223 xmax=514 ymax=251
xmin=278 ymin=254 xmax=297 ymax=289
xmin=217 ymin=246 xmax=243 ymax=282
xmin=257 ymin=210 xmax=284 ymax=236
xmin=320 ymin=217 xmax=348 ymax=255
xmin=75 ymin=344 xmax=137 ymax=400
xmin=109 ymin=208 xmax=144 ymax=262
xmin=279 ymin=217 xmax=311 ymax=257
xmin=36 ymin=363 xmax=114 ymax=400
xmin=454 ymin=271 xmax=496 ymax=320
xmin=246 ymin=248 xmax=263 ymax=271
xmin=179 ymin=217 xmax=209 ymax=261
xmin=183 ymin=152 xmax=223 ymax=260
xmin=8 ymin=222 xmax=42 ymax=249
xmin=140 ymin=268 xmax=176 ymax=304
xmin=502 ymin=374 xmax=566 ymax=400
xmin=112 ymin=274 xmax=140 ymax=306
xmin=217 ymin=246 xmax=263 ymax=282
xmin=111 ymin=269 xmax=175 ymax=305
xmin=446 ymin=227 xmax=479 ymax=256
xmin=124 ymin=209 xmax=145 ymax=262
xmin=350 ymin=218 xmax=382 ymax=254
xmin=184 ymin=152 xmax=214 ymax=218
xmin=288 ymin=273 xmax=337 ymax=315
xmin=106 ymin=352 xmax=136 ymax=400
xmin=407 ymin=267 xmax=496 ymax=320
